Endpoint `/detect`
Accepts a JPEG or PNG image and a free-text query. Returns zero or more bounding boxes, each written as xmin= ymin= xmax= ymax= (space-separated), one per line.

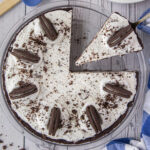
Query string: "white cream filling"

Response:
xmin=4 ymin=10 xmax=137 ymax=142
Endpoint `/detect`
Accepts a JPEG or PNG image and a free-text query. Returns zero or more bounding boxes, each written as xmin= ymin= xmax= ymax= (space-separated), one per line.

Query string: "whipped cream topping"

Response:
xmin=76 ymin=12 xmax=143 ymax=66
xmin=4 ymin=10 xmax=137 ymax=143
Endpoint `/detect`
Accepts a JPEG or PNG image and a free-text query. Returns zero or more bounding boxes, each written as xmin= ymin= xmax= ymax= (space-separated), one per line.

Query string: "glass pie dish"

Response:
xmin=0 ymin=0 xmax=148 ymax=149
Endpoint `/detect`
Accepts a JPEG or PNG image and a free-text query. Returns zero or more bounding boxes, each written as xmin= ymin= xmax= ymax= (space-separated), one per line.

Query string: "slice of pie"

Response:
xmin=75 ymin=12 xmax=143 ymax=66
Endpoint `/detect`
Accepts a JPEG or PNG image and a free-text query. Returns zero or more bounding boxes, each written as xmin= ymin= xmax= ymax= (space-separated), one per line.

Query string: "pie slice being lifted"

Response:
xmin=75 ymin=12 xmax=143 ymax=66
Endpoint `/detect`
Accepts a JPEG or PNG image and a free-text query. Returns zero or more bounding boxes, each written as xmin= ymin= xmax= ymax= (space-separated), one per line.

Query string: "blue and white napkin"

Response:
xmin=22 ymin=0 xmax=41 ymax=6
xmin=138 ymin=8 xmax=150 ymax=34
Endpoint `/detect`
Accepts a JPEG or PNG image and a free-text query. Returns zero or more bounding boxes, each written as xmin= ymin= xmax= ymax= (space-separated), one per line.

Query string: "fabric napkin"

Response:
xmin=138 ymin=8 xmax=150 ymax=34
xmin=104 ymin=76 xmax=150 ymax=150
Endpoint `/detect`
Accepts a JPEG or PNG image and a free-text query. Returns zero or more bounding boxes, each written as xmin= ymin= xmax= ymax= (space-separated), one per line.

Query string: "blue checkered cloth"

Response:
xmin=105 ymin=76 xmax=150 ymax=150
xmin=138 ymin=8 xmax=150 ymax=34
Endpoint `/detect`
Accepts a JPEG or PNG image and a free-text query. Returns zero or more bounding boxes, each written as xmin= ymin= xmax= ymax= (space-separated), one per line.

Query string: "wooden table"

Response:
xmin=0 ymin=0 xmax=150 ymax=150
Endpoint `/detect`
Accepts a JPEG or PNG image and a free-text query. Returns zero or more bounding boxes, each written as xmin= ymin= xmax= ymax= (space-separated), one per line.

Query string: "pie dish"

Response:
xmin=0 ymin=1 xmax=147 ymax=147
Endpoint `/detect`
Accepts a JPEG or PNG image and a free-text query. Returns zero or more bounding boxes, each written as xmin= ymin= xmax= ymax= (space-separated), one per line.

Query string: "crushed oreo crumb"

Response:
xmin=0 ymin=139 xmax=3 ymax=144
xmin=72 ymin=109 xmax=77 ymax=114
xmin=2 ymin=145 xmax=7 ymax=150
